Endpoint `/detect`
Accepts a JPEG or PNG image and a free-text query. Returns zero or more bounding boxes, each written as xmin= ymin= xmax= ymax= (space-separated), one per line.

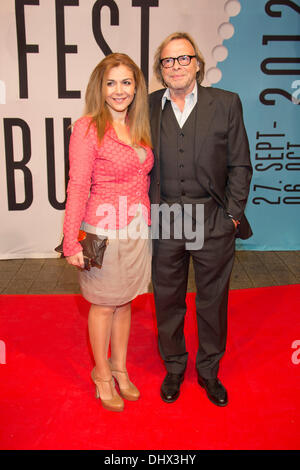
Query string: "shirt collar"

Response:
xmin=161 ymin=81 xmax=198 ymax=109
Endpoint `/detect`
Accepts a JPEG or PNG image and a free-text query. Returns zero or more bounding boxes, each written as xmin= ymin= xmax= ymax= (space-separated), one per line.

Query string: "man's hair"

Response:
xmin=153 ymin=32 xmax=205 ymax=87
xmin=84 ymin=53 xmax=152 ymax=147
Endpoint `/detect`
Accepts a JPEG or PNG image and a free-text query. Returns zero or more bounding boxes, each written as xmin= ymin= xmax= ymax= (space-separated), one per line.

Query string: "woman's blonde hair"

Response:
xmin=84 ymin=53 xmax=152 ymax=147
xmin=153 ymin=32 xmax=205 ymax=87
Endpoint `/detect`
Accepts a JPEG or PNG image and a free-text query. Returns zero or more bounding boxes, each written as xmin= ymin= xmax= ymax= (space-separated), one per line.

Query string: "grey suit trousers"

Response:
xmin=152 ymin=204 xmax=236 ymax=379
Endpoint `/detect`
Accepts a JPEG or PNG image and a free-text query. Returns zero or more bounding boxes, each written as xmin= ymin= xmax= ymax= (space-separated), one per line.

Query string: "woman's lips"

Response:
xmin=112 ymin=97 xmax=129 ymax=103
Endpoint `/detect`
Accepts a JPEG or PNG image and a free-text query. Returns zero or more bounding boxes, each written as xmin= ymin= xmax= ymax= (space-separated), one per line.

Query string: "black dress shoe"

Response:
xmin=197 ymin=375 xmax=228 ymax=407
xmin=160 ymin=372 xmax=184 ymax=403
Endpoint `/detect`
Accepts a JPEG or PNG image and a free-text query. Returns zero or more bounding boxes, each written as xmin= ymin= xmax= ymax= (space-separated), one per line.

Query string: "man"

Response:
xmin=149 ymin=32 xmax=252 ymax=407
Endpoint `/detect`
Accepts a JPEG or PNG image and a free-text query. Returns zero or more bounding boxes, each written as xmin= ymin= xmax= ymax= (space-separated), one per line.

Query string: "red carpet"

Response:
xmin=0 ymin=285 xmax=299 ymax=450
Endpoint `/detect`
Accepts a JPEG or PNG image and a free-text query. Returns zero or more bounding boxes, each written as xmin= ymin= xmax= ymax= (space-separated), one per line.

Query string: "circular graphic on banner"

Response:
xmin=212 ymin=45 xmax=228 ymax=62
xmin=225 ymin=0 xmax=241 ymax=17
xmin=206 ymin=67 xmax=223 ymax=85
xmin=218 ymin=22 xmax=235 ymax=40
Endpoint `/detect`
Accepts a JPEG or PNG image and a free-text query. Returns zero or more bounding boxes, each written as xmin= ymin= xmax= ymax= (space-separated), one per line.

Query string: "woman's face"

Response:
xmin=104 ymin=64 xmax=136 ymax=117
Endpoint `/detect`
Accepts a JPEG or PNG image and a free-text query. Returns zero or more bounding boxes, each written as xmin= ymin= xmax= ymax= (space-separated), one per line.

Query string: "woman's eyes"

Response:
xmin=106 ymin=80 xmax=132 ymax=86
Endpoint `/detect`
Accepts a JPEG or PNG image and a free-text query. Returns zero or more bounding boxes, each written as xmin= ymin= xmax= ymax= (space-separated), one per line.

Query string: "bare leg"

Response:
xmin=88 ymin=303 xmax=115 ymax=400
xmin=110 ymin=302 xmax=132 ymax=389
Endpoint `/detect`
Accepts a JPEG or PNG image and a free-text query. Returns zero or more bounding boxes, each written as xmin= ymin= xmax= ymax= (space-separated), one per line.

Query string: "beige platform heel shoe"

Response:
xmin=108 ymin=360 xmax=140 ymax=401
xmin=91 ymin=367 xmax=124 ymax=412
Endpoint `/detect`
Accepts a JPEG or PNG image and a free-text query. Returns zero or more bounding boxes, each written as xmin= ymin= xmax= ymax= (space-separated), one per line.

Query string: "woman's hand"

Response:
xmin=66 ymin=251 xmax=85 ymax=269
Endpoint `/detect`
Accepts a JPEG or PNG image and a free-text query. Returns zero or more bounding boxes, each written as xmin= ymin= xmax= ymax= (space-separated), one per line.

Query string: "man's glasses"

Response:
xmin=160 ymin=55 xmax=196 ymax=68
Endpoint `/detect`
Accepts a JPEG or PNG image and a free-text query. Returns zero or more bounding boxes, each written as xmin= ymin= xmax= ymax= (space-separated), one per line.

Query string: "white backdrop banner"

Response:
xmin=1 ymin=0 xmax=236 ymax=258
xmin=1 ymin=0 xmax=298 ymax=258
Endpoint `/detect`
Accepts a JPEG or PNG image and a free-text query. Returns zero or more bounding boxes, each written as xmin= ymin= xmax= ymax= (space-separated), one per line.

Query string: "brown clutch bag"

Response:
xmin=55 ymin=230 xmax=108 ymax=270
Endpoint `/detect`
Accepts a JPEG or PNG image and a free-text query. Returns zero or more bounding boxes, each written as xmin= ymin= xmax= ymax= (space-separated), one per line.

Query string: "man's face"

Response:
xmin=160 ymin=38 xmax=199 ymax=95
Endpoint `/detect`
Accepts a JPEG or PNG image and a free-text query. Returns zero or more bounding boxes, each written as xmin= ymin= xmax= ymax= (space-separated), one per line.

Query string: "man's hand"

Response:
xmin=231 ymin=218 xmax=239 ymax=230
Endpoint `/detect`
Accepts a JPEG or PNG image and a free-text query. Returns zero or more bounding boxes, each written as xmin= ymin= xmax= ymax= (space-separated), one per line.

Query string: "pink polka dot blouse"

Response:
xmin=62 ymin=116 xmax=154 ymax=257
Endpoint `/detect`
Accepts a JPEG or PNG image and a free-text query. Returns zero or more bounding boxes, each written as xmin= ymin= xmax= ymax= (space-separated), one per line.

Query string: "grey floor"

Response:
xmin=0 ymin=251 xmax=299 ymax=295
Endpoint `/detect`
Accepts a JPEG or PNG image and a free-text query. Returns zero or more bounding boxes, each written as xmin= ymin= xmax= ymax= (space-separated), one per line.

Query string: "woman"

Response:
xmin=62 ymin=53 xmax=153 ymax=412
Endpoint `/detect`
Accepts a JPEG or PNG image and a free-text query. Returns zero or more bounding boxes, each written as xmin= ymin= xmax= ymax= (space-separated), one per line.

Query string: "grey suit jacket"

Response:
xmin=149 ymin=84 xmax=253 ymax=239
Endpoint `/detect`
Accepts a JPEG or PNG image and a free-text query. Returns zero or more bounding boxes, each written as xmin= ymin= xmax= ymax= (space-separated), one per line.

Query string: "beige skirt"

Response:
xmin=78 ymin=209 xmax=152 ymax=306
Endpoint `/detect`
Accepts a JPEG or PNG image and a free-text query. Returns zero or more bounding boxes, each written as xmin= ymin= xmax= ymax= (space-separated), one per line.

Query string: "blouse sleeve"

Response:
xmin=62 ymin=117 xmax=97 ymax=256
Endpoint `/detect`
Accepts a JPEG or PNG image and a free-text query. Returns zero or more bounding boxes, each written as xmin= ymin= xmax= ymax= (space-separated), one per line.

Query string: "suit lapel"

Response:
xmin=194 ymin=85 xmax=216 ymax=158
xmin=150 ymin=91 xmax=163 ymax=159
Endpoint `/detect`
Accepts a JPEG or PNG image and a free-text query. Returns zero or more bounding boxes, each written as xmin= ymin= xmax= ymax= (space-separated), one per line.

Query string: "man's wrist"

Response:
xmin=227 ymin=213 xmax=240 ymax=228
